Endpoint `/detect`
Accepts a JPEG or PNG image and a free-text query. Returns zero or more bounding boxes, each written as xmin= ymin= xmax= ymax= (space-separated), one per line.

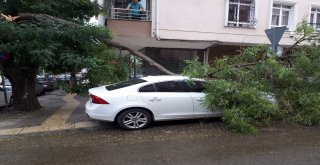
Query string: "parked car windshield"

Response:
xmin=106 ymin=79 xmax=146 ymax=91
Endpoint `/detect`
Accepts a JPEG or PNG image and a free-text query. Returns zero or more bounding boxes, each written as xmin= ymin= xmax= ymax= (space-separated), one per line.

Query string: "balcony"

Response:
xmin=110 ymin=8 xmax=151 ymax=21
xmin=105 ymin=6 xmax=213 ymax=51
xmin=106 ymin=8 xmax=152 ymax=38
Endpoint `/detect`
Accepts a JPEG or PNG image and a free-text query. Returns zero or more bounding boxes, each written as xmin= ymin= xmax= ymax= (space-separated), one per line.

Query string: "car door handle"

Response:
xmin=149 ymin=97 xmax=161 ymax=101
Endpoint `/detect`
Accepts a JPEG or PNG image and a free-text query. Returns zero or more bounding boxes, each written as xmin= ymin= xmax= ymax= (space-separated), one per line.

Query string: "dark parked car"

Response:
xmin=37 ymin=77 xmax=56 ymax=91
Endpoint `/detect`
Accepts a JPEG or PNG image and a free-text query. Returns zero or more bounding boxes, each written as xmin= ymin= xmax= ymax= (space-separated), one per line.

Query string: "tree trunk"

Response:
xmin=102 ymin=39 xmax=175 ymax=75
xmin=6 ymin=68 xmax=42 ymax=112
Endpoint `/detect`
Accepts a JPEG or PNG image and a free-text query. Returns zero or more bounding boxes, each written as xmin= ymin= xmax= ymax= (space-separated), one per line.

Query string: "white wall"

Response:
xmin=152 ymin=0 xmax=320 ymax=46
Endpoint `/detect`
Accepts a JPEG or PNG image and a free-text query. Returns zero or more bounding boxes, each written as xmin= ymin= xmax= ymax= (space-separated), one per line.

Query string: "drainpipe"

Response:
xmin=155 ymin=0 xmax=160 ymax=40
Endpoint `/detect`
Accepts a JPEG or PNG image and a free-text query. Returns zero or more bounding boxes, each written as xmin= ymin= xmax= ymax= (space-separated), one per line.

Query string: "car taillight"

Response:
xmin=90 ymin=95 xmax=109 ymax=104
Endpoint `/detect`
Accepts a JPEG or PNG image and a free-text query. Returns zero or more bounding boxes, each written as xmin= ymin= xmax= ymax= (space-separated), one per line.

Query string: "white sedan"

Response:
xmin=85 ymin=75 xmax=222 ymax=130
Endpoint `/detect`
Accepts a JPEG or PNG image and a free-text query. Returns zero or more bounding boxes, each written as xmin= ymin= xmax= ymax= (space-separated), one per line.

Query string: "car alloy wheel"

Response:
xmin=118 ymin=109 xmax=151 ymax=130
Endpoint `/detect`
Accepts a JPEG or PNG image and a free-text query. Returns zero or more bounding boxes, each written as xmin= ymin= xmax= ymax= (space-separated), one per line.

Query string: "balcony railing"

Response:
xmin=110 ymin=8 xmax=151 ymax=21
xmin=227 ymin=18 xmax=257 ymax=28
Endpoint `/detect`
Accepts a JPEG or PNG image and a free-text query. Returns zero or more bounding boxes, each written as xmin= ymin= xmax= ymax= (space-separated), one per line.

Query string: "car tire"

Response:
xmin=117 ymin=109 xmax=152 ymax=130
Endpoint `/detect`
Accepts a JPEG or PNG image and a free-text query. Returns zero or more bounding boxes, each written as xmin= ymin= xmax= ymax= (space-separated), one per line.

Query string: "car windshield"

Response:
xmin=105 ymin=79 xmax=146 ymax=91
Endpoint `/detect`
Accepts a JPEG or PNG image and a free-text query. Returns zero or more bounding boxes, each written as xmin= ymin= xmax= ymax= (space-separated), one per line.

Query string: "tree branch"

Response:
xmin=17 ymin=13 xmax=79 ymax=26
xmin=283 ymin=34 xmax=320 ymax=56
xmin=102 ymin=39 xmax=175 ymax=75
xmin=234 ymin=61 xmax=264 ymax=68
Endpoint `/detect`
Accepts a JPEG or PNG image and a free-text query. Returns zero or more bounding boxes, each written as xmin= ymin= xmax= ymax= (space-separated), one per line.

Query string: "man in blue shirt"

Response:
xmin=126 ymin=0 xmax=145 ymax=19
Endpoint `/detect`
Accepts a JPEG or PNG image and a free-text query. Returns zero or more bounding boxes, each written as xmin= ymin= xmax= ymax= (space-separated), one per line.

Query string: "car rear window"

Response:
xmin=139 ymin=84 xmax=156 ymax=92
xmin=105 ymin=79 xmax=146 ymax=91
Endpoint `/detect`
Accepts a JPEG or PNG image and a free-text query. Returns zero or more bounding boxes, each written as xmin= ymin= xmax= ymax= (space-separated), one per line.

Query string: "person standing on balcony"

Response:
xmin=126 ymin=0 xmax=145 ymax=19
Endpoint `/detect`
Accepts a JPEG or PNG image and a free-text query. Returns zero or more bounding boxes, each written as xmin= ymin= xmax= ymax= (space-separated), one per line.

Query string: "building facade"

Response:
xmin=98 ymin=0 xmax=320 ymax=75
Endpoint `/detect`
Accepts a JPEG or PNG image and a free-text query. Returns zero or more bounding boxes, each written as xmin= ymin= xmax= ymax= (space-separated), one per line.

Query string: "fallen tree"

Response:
xmin=183 ymin=21 xmax=320 ymax=134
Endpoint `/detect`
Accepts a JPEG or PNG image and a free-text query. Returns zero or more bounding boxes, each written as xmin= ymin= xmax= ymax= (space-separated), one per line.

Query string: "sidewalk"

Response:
xmin=0 ymin=89 xmax=103 ymax=136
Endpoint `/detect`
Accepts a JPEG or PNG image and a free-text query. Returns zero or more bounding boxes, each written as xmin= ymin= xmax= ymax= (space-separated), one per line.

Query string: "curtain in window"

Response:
xmin=271 ymin=9 xmax=280 ymax=26
xmin=281 ymin=10 xmax=289 ymax=26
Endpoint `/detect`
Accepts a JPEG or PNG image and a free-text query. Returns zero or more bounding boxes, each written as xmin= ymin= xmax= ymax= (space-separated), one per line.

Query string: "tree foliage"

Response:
xmin=0 ymin=0 xmax=129 ymax=111
xmin=184 ymin=23 xmax=320 ymax=134
xmin=1 ymin=0 xmax=99 ymax=22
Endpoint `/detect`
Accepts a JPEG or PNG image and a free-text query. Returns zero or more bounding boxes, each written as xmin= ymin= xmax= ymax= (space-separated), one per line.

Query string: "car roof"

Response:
xmin=140 ymin=75 xmax=189 ymax=83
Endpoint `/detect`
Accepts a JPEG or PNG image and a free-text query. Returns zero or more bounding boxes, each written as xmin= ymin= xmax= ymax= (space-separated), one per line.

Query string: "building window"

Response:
xmin=271 ymin=4 xmax=292 ymax=29
xmin=227 ymin=0 xmax=256 ymax=28
xmin=310 ymin=8 xmax=320 ymax=32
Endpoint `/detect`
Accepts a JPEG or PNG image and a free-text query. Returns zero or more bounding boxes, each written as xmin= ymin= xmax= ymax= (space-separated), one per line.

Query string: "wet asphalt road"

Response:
xmin=0 ymin=120 xmax=319 ymax=165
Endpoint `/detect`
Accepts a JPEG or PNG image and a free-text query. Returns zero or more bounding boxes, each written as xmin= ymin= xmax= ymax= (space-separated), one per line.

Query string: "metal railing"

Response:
xmin=110 ymin=8 xmax=151 ymax=21
xmin=227 ymin=19 xmax=258 ymax=28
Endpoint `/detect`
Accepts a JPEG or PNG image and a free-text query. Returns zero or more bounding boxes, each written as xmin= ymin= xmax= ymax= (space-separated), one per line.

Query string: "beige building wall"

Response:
xmin=151 ymin=0 xmax=320 ymax=46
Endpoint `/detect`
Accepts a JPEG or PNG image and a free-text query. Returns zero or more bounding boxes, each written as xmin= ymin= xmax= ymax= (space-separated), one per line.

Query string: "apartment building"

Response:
xmin=98 ymin=0 xmax=320 ymax=75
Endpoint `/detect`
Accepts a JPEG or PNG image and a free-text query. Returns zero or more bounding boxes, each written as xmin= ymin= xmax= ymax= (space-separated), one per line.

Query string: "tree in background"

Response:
xmin=0 ymin=0 xmax=129 ymax=111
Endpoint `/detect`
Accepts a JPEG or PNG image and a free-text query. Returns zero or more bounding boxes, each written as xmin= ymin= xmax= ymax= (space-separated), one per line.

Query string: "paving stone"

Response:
xmin=0 ymin=90 xmax=101 ymax=136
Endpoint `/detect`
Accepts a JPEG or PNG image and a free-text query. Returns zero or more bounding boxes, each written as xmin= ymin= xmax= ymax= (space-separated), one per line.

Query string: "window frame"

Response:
xmin=309 ymin=7 xmax=320 ymax=32
xmin=225 ymin=0 xmax=258 ymax=28
xmin=269 ymin=0 xmax=298 ymax=31
xmin=271 ymin=4 xmax=291 ymax=28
